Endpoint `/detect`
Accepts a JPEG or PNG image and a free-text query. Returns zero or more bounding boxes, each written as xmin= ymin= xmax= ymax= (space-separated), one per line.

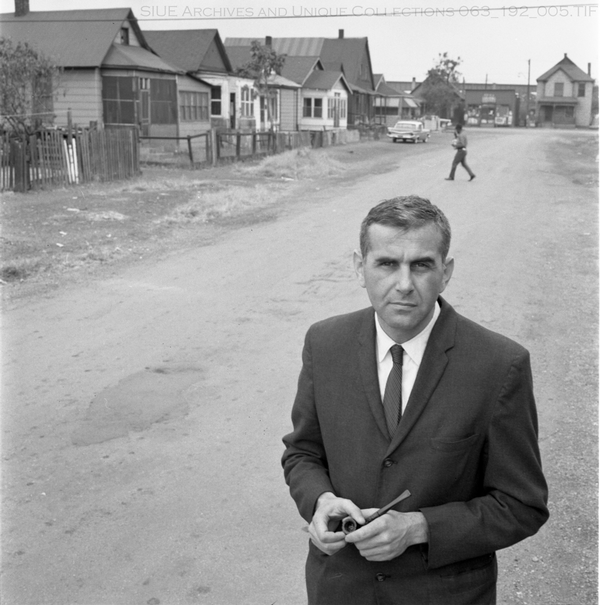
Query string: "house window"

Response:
xmin=120 ymin=27 xmax=129 ymax=45
xmin=328 ymin=98 xmax=334 ymax=119
xmin=313 ymin=98 xmax=323 ymax=118
xmin=327 ymin=93 xmax=346 ymax=120
xmin=240 ymin=86 xmax=254 ymax=117
xmin=211 ymin=86 xmax=222 ymax=115
xmin=577 ymin=83 xmax=586 ymax=97
xmin=554 ymin=82 xmax=564 ymax=97
xmin=102 ymin=76 xmax=135 ymax=124
xmin=260 ymin=94 xmax=278 ymax=123
xmin=565 ymin=106 xmax=574 ymax=118
xmin=340 ymin=98 xmax=347 ymax=119
xmin=303 ymin=97 xmax=311 ymax=117
xmin=303 ymin=97 xmax=323 ymax=118
xmin=180 ymin=91 xmax=209 ymax=121
xmin=32 ymin=73 xmax=54 ymax=123
xmin=150 ymin=78 xmax=177 ymax=124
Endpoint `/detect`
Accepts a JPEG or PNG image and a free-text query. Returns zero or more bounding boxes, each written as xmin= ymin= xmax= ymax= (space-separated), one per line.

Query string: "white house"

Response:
xmin=536 ymin=54 xmax=595 ymax=127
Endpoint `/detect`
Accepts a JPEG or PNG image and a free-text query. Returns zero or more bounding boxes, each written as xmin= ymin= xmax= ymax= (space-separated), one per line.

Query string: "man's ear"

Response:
xmin=440 ymin=256 xmax=454 ymax=292
xmin=353 ymin=250 xmax=366 ymax=288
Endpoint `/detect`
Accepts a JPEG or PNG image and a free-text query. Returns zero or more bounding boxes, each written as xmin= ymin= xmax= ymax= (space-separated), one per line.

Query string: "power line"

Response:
xmin=0 ymin=4 xmax=597 ymax=22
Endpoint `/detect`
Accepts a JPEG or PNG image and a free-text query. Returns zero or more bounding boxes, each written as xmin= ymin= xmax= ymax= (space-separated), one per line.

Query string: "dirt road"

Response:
xmin=2 ymin=128 xmax=597 ymax=605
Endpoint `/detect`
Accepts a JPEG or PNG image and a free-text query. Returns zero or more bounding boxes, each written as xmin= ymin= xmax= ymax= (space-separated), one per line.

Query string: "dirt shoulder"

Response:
xmin=1 ymin=139 xmax=401 ymax=304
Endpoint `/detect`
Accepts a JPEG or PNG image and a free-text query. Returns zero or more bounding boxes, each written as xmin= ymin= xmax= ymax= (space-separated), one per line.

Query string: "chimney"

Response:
xmin=411 ymin=77 xmax=416 ymax=90
xmin=564 ymin=53 xmax=568 ymax=58
xmin=15 ymin=0 xmax=29 ymax=17
xmin=338 ymin=29 xmax=344 ymax=39
xmin=588 ymin=63 xmax=591 ymax=76
xmin=265 ymin=36 xmax=272 ymax=47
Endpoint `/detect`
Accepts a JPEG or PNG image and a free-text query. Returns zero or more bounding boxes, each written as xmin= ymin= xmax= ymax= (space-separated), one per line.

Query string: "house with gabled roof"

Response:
xmin=225 ymin=30 xmax=377 ymax=127
xmin=300 ymin=70 xmax=351 ymax=131
xmin=225 ymin=39 xmax=301 ymax=132
xmin=373 ymin=74 xmax=422 ymax=125
xmin=535 ymin=54 xmax=594 ymax=127
xmin=411 ymin=74 xmax=465 ymax=124
xmin=144 ymin=29 xmax=260 ymax=131
xmin=0 ymin=1 xmax=212 ymax=139
xmin=226 ymin=37 xmax=351 ymax=132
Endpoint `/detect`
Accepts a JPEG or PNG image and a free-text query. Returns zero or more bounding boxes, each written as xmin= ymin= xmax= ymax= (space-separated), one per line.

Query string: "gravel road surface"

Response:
xmin=2 ymin=127 xmax=597 ymax=605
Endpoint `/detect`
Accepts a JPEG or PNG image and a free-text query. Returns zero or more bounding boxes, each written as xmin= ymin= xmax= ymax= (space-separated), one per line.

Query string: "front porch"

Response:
xmin=536 ymin=98 xmax=578 ymax=128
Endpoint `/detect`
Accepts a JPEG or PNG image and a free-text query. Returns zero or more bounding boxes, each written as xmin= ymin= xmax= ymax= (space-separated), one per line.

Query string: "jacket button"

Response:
xmin=375 ymin=573 xmax=386 ymax=582
xmin=383 ymin=458 xmax=394 ymax=467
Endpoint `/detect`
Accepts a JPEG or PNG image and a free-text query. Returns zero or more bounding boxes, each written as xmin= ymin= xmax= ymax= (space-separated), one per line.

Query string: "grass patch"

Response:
xmin=157 ymin=184 xmax=279 ymax=226
xmin=239 ymin=148 xmax=346 ymax=180
xmin=1 ymin=257 xmax=49 ymax=282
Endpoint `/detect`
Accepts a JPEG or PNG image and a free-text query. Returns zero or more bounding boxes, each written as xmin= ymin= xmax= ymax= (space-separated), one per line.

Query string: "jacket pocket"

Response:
xmin=438 ymin=553 xmax=497 ymax=598
xmin=430 ymin=433 xmax=478 ymax=453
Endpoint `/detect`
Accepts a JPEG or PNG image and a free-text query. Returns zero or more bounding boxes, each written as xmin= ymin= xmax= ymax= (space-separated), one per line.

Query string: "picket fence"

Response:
xmin=0 ymin=127 xmax=139 ymax=193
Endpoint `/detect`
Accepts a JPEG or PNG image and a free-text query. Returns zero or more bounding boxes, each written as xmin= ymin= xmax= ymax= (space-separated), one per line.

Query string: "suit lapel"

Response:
xmin=386 ymin=298 xmax=458 ymax=455
xmin=357 ymin=310 xmax=390 ymax=441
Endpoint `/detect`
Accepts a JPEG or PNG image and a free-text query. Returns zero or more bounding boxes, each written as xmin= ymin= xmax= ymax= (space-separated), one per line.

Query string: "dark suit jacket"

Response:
xmin=282 ymin=298 xmax=549 ymax=605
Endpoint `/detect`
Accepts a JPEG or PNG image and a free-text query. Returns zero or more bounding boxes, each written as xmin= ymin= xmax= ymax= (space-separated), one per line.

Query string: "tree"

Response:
xmin=420 ymin=53 xmax=463 ymax=120
xmin=236 ymin=40 xmax=286 ymax=131
xmin=0 ymin=37 xmax=62 ymax=136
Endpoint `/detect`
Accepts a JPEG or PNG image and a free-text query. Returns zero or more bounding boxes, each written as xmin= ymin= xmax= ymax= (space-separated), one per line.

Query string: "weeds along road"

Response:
xmin=2 ymin=128 xmax=597 ymax=605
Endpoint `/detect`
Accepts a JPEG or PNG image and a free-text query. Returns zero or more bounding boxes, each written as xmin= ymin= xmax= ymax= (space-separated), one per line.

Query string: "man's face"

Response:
xmin=354 ymin=223 xmax=454 ymax=343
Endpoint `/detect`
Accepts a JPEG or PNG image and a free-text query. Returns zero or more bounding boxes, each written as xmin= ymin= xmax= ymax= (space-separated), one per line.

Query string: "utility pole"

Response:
xmin=526 ymin=59 xmax=531 ymax=127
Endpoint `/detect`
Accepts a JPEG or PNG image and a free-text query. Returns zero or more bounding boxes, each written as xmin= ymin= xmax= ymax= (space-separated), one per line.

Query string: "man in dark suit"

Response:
xmin=282 ymin=196 xmax=548 ymax=605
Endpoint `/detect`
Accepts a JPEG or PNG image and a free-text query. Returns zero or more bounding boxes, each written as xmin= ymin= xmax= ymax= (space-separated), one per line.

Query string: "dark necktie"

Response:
xmin=383 ymin=345 xmax=404 ymax=438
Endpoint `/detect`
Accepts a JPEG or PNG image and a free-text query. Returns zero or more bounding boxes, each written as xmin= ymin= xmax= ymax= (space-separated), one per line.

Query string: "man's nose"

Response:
xmin=395 ymin=267 xmax=414 ymax=293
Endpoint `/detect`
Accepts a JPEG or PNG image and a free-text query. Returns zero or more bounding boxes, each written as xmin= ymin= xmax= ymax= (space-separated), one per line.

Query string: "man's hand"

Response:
xmin=309 ymin=492 xmax=365 ymax=556
xmin=344 ymin=510 xmax=429 ymax=561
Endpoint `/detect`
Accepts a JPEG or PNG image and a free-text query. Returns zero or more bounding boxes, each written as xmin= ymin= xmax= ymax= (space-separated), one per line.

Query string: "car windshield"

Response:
xmin=394 ymin=122 xmax=418 ymax=129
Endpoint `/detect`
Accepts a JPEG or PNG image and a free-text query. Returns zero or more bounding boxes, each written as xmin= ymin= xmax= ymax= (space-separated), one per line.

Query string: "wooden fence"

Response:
xmin=1 ymin=126 xmax=139 ymax=193
xmin=139 ymin=128 xmax=361 ymax=168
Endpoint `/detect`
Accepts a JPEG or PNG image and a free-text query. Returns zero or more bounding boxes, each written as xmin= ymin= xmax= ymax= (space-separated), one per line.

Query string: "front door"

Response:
xmin=139 ymin=90 xmax=150 ymax=136
xmin=543 ymin=105 xmax=553 ymax=123
xmin=229 ymin=93 xmax=236 ymax=129
xmin=333 ymin=93 xmax=340 ymax=127
xmin=139 ymin=78 xmax=150 ymax=136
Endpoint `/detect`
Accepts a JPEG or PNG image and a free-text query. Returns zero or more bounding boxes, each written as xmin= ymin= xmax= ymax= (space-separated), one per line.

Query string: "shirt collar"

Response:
xmin=375 ymin=301 xmax=441 ymax=366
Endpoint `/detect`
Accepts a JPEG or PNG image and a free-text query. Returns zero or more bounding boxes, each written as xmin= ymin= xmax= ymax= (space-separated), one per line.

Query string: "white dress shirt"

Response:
xmin=375 ymin=302 xmax=441 ymax=412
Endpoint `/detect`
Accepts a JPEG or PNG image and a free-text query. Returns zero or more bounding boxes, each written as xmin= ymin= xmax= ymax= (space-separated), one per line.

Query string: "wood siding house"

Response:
xmin=535 ymin=54 xmax=594 ymax=128
xmin=225 ymin=41 xmax=303 ymax=132
xmin=225 ymin=32 xmax=376 ymax=128
xmin=0 ymin=6 xmax=207 ymax=139
xmin=373 ymin=74 xmax=422 ymax=125
xmin=320 ymin=31 xmax=377 ymax=125
xmin=411 ymin=75 xmax=465 ymax=124
xmin=299 ymin=71 xmax=350 ymax=131
xmin=144 ymin=29 xmax=259 ymax=132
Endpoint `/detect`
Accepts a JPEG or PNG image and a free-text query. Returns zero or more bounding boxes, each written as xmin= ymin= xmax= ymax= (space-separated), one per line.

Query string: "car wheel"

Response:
xmin=392 ymin=138 xmax=397 ymax=143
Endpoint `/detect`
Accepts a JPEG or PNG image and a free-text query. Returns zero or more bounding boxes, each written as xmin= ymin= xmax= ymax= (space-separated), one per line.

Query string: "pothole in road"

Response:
xmin=71 ymin=366 xmax=203 ymax=446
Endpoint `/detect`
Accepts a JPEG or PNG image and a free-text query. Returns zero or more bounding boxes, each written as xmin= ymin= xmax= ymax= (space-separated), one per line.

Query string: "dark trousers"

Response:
xmin=449 ymin=149 xmax=475 ymax=179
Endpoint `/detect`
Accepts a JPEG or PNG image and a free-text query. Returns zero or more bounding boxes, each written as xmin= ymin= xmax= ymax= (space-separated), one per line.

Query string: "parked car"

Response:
xmin=387 ymin=120 xmax=430 ymax=143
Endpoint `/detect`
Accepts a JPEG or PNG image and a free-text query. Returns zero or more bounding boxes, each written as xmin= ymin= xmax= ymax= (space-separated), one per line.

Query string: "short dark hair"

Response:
xmin=455 ymin=124 xmax=463 ymax=133
xmin=359 ymin=195 xmax=451 ymax=259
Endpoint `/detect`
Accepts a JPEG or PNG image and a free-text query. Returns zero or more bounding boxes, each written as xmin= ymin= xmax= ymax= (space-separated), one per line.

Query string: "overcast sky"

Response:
xmin=0 ymin=0 xmax=597 ymax=84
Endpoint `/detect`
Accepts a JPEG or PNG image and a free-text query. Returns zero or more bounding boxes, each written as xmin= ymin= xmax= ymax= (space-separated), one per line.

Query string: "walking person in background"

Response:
xmin=446 ymin=124 xmax=476 ymax=181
